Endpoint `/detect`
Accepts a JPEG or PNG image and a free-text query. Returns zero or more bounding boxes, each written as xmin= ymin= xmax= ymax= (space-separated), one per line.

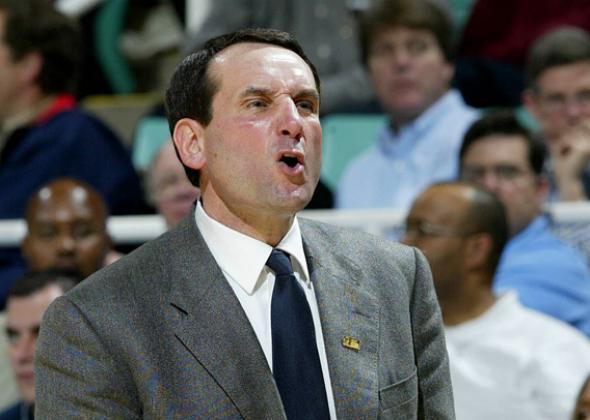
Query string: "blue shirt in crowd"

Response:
xmin=336 ymin=89 xmax=480 ymax=211
xmin=494 ymin=215 xmax=590 ymax=336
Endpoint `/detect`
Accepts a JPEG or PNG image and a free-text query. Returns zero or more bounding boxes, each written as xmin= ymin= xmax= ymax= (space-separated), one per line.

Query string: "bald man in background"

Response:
xmin=403 ymin=182 xmax=590 ymax=419
xmin=21 ymin=178 xmax=118 ymax=277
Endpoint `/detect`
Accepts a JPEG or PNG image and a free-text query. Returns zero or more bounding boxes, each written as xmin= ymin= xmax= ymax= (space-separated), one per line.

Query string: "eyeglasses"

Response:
xmin=461 ymin=164 xmax=534 ymax=184
xmin=537 ymin=89 xmax=590 ymax=114
xmin=403 ymin=220 xmax=472 ymax=239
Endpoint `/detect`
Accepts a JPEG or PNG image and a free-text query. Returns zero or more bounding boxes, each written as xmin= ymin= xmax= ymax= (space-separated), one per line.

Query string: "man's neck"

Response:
xmin=1 ymin=94 xmax=55 ymax=134
xmin=440 ymin=278 xmax=496 ymax=326
xmin=201 ymin=195 xmax=295 ymax=247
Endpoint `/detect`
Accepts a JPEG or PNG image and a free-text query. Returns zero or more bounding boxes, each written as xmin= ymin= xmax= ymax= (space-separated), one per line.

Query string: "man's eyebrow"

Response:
xmin=238 ymin=86 xmax=320 ymax=101
xmin=239 ymin=86 xmax=274 ymax=98
xmin=295 ymin=89 xmax=320 ymax=102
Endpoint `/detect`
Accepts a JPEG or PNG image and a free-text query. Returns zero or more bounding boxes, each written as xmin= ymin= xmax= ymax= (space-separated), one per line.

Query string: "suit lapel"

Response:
xmin=301 ymin=221 xmax=380 ymax=418
xmin=166 ymin=212 xmax=286 ymax=419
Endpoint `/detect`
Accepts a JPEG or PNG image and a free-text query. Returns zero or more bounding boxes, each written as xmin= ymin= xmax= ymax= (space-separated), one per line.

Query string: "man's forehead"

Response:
xmin=373 ymin=25 xmax=437 ymax=42
xmin=28 ymin=185 xmax=104 ymax=220
xmin=465 ymin=136 xmax=529 ymax=164
xmin=211 ymin=42 xmax=315 ymax=84
xmin=7 ymin=285 xmax=63 ymax=320
xmin=537 ymin=61 xmax=590 ymax=90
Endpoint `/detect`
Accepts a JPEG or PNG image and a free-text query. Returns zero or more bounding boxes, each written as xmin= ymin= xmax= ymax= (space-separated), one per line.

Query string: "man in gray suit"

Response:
xmin=34 ymin=28 xmax=454 ymax=418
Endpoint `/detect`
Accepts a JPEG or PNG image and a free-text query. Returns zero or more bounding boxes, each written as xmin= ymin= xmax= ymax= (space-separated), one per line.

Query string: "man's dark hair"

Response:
xmin=164 ymin=28 xmax=321 ymax=187
xmin=8 ymin=269 xmax=80 ymax=300
xmin=464 ymin=184 xmax=509 ymax=277
xmin=359 ymin=0 xmax=454 ymax=65
xmin=433 ymin=181 xmax=509 ymax=277
xmin=0 ymin=0 xmax=81 ymax=94
xmin=526 ymin=26 xmax=590 ymax=88
xmin=459 ymin=110 xmax=547 ymax=176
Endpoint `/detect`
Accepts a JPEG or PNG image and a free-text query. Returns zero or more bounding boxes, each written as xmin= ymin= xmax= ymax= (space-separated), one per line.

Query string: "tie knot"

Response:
xmin=266 ymin=249 xmax=294 ymax=277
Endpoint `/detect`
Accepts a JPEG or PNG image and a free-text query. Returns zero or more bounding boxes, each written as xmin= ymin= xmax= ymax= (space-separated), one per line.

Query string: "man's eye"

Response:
xmin=496 ymin=166 xmax=521 ymax=179
xmin=406 ymin=39 xmax=428 ymax=55
xmin=36 ymin=227 xmax=57 ymax=239
xmin=5 ymin=328 xmax=18 ymax=344
xmin=462 ymin=167 xmax=484 ymax=180
xmin=74 ymin=224 xmax=96 ymax=239
xmin=297 ymin=100 xmax=315 ymax=112
xmin=247 ymin=99 xmax=267 ymax=109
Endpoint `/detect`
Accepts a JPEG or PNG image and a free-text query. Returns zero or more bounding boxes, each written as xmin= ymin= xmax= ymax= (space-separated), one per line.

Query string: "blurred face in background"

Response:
xmin=150 ymin=142 xmax=200 ymax=228
xmin=22 ymin=180 xmax=111 ymax=277
xmin=402 ymin=185 xmax=472 ymax=299
xmin=460 ymin=135 xmax=547 ymax=235
xmin=368 ymin=25 xmax=453 ymax=126
xmin=6 ymin=284 xmax=64 ymax=403
xmin=525 ymin=61 xmax=590 ymax=142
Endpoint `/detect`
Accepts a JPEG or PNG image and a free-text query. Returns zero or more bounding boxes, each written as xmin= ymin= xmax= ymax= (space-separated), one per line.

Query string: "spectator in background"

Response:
xmin=0 ymin=310 xmax=18 ymax=412
xmin=147 ymin=141 xmax=200 ymax=228
xmin=21 ymin=178 xmax=119 ymax=283
xmin=523 ymin=26 xmax=590 ymax=201
xmin=337 ymin=0 xmax=479 ymax=211
xmin=459 ymin=110 xmax=590 ymax=335
xmin=455 ymin=0 xmax=590 ymax=108
xmin=0 ymin=0 xmax=147 ymax=300
xmin=403 ymin=181 xmax=590 ymax=420
xmin=183 ymin=0 xmax=374 ymax=114
xmin=0 ymin=269 xmax=78 ymax=420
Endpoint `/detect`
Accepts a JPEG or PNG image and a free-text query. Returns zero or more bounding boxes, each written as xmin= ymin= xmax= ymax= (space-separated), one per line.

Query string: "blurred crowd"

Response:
xmin=1 ymin=0 xmax=590 ymax=418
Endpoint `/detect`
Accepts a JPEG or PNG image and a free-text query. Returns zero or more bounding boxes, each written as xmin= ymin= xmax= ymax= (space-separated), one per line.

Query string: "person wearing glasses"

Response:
xmin=458 ymin=110 xmax=590 ymax=336
xmin=523 ymin=26 xmax=590 ymax=201
xmin=402 ymin=181 xmax=590 ymax=420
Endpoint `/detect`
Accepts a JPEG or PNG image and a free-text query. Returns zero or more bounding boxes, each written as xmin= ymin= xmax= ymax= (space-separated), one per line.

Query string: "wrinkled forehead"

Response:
xmin=209 ymin=42 xmax=318 ymax=90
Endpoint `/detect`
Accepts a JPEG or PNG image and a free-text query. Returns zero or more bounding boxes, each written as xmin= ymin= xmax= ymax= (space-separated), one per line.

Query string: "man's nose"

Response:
xmin=277 ymin=99 xmax=303 ymax=140
xmin=56 ymin=233 xmax=76 ymax=253
xmin=392 ymin=49 xmax=411 ymax=69
xmin=565 ymin=99 xmax=583 ymax=121
xmin=479 ymin=171 xmax=502 ymax=193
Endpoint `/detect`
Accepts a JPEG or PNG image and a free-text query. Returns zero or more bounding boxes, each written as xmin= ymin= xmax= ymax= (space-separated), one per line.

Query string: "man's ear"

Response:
xmin=464 ymin=233 xmax=493 ymax=271
xmin=18 ymin=51 xmax=42 ymax=86
xmin=172 ymin=118 xmax=206 ymax=171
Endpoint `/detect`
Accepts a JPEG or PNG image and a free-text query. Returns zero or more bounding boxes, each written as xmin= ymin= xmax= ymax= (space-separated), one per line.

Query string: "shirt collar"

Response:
xmin=195 ymin=201 xmax=310 ymax=295
xmin=510 ymin=215 xmax=547 ymax=244
xmin=379 ymin=89 xmax=461 ymax=154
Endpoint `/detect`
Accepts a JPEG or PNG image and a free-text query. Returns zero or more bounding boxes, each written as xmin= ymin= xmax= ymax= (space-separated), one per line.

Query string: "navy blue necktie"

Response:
xmin=267 ymin=249 xmax=330 ymax=420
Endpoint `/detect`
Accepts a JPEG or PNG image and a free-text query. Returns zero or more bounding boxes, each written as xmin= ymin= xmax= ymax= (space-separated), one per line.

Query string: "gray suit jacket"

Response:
xmin=35 ymin=211 xmax=454 ymax=419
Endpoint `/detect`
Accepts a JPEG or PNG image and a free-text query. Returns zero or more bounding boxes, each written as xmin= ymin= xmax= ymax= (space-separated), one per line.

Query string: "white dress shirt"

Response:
xmin=195 ymin=202 xmax=337 ymax=418
xmin=446 ymin=292 xmax=590 ymax=420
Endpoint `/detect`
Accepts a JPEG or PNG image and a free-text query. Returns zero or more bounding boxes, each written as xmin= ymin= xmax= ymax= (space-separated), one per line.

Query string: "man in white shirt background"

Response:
xmin=403 ymin=181 xmax=590 ymax=420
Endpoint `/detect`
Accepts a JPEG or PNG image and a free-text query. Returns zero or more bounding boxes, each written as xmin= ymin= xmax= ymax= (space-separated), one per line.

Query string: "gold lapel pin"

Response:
xmin=342 ymin=336 xmax=361 ymax=352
